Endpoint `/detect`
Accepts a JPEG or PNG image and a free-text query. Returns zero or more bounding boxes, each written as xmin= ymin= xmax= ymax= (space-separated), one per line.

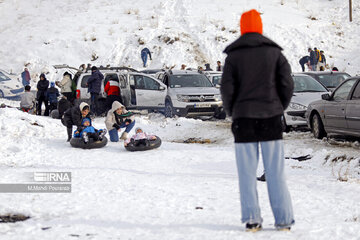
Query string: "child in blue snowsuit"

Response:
xmin=74 ymin=118 xmax=106 ymax=143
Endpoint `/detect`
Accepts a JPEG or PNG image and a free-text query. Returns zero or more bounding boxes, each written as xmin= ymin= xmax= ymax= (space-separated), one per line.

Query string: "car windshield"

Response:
xmin=317 ymin=73 xmax=350 ymax=88
xmin=0 ymin=72 xmax=11 ymax=82
xmin=293 ymin=75 xmax=328 ymax=93
xmin=212 ymin=75 xmax=222 ymax=85
xmin=169 ymin=74 xmax=213 ymax=88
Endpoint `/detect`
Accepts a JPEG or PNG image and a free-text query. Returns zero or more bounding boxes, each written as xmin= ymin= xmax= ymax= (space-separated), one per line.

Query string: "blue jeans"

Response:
xmin=235 ymin=140 xmax=294 ymax=227
xmin=311 ymin=64 xmax=317 ymax=71
xmin=108 ymin=120 xmax=135 ymax=142
xmin=141 ymin=53 xmax=147 ymax=67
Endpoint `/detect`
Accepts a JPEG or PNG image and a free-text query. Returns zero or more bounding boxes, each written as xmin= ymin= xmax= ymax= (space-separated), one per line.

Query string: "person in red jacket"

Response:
xmin=104 ymin=77 xmax=122 ymax=111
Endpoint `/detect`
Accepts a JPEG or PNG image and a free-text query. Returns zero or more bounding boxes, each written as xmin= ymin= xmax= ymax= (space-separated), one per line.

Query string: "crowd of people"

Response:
xmin=299 ymin=47 xmax=331 ymax=72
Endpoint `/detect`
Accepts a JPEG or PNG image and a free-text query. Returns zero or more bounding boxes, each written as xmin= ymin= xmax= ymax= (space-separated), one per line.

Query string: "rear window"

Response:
xmin=81 ymin=75 xmax=91 ymax=88
xmin=317 ymin=74 xmax=350 ymax=88
xmin=212 ymin=75 xmax=222 ymax=85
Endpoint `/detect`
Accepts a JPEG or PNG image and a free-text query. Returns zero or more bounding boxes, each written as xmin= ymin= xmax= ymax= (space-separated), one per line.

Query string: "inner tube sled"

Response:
xmin=70 ymin=136 xmax=108 ymax=149
xmin=125 ymin=136 xmax=161 ymax=152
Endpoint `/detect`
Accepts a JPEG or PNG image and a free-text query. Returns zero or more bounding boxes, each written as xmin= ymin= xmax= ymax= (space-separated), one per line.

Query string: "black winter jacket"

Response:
xmin=37 ymin=79 xmax=49 ymax=99
xmin=221 ymin=33 xmax=294 ymax=120
xmin=62 ymin=105 xmax=90 ymax=128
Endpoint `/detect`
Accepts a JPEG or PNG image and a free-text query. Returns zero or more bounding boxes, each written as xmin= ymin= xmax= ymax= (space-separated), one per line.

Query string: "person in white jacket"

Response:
xmin=105 ymin=101 xmax=135 ymax=142
xmin=56 ymin=72 xmax=73 ymax=102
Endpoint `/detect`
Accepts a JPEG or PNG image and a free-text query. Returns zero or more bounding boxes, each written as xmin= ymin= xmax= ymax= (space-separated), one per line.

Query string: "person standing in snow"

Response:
xmin=318 ymin=50 xmax=326 ymax=70
xmin=105 ymin=101 xmax=135 ymax=142
xmin=221 ymin=9 xmax=295 ymax=232
xmin=309 ymin=48 xmax=317 ymax=71
xmin=21 ymin=68 xmax=31 ymax=87
xmin=87 ymin=66 xmax=104 ymax=116
xmin=61 ymin=102 xmax=91 ymax=142
xmin=299 ymin=55 xmax=310 ymax=72
xmin=104 ymin=77 xmax=122 ymax=111
xmin=47 ymin=82 xmax=60 ymax=113
xmin=36 ymin=73 xmax=50 ymax=116
xmin=56 ymin=72 xmax=73 ymax=103
xmin=141 ymin=47 xmax=152 ymax=67
xmin=216 ymin=61 xmax=223 ymax=71
xmin=204 ymin=63 xmax=213 ymax=71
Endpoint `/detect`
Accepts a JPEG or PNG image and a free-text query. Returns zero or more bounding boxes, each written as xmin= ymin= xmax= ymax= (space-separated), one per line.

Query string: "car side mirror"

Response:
xmin=159 ymin=86 xmax=166 ymax=91
xmin=321 ymin=93 xmax=331 ymax=100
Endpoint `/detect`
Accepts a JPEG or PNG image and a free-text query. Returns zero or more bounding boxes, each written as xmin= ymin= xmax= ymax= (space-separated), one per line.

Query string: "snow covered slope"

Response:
xmin=0 ymin=0 xmax=360 ymax=81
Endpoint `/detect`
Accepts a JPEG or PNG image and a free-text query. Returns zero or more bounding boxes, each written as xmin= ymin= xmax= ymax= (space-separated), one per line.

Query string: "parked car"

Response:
xmin=0 ymin=69 xmax=24 ymax=99
xmin=302 ymin=71 xmax=350 ymax=91
xmin=53 ymin=65 xmax=167 ymax=114
xmin=155 ymin=70 xmax=224 ymax=118
xmin=282 ymin=73 xmax=329 ymax=131
xmin=202 ymin=71 xmax=222 ymax=87
xmin=305 ymin=77 xmax=360 ymax=139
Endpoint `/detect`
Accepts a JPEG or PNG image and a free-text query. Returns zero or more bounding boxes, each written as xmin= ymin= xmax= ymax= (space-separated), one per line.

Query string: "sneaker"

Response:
xmin=83 ymin=132 xmax=89 ymax=143
xmin=245 ymin=223 xmax=262 ymax=232
xmin=99 ymin=129 xmax=107 ymax=140
xmin=276 ymin=226 xmax=291 ymax=231
xmin=67 ymin=137 xmax=72 ymax=142
xmin=257 ymin=173 xmax=266 ymax=182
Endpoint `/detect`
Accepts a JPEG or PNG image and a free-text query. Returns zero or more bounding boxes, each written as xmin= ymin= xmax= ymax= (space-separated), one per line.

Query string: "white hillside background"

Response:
xmin=0 ymin=0 xmax=359 ymax=82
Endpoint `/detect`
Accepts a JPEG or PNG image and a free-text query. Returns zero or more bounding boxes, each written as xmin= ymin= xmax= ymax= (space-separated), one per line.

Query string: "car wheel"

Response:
xmin=0 ymin=90 xmax=4 ymax=98
xmin=312 ymin=113 xmax=326 ymax=139
xmin=164 ymin=101 xmax=174 ymax=118
xmin=281 ymin=115 xmax=290 ymax=133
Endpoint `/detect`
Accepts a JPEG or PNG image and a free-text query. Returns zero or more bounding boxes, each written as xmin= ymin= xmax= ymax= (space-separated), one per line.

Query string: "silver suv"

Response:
xmin=155 ymin=70 xmax=224 ymax=118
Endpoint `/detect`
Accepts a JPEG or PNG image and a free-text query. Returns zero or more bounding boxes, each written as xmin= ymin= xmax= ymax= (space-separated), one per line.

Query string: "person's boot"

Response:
xmin=257 ymin=172 xmax=266 ymax=182
xmin=83 ymin=132 xmax=89 ymax=144
xmin=120 ymin=132 xmax=128 ymax=140
xmin=99 ymin=129 xmax=107 ymax=140
xmin=245 ymin=223 xmax=262 ymax=232
xmin=67 ymin=127 xmax=72 ymax=142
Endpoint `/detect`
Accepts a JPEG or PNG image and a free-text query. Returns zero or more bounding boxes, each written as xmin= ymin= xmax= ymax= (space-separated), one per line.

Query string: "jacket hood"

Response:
xmin=111 ymin=101 xmax=125 ymax=112
xmin=223 ymin=33 xmax=282 ymax=54
xmin=240 ymin=9 xmax=263 ymax=35
xmin=40 ymin=73 xmax=46 ymax=80
xmin=81 ymin=117 xmax=92 ymax=125
xmin=79 ymin=102 xmax=89 ymax=111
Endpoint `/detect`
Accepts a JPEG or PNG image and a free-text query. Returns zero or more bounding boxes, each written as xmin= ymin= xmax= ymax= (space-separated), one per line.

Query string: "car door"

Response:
xmin=346 ymin=79 xmax=360 ymax=133
xmin=324 ymin=79 xmax=357 ymax=130
xmin=133 ymin=75 xmax=166 ymax=109
xmin=79 ymin=74 xmax=91 ymax=99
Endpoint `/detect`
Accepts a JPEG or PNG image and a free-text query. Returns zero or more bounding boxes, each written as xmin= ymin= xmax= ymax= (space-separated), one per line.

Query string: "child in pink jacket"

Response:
xmin=124 ymin=127 xmax=156 ymax=146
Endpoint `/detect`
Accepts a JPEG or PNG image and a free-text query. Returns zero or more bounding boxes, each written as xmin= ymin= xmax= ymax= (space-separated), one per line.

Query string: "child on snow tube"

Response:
xmin=74 ymin=118 xmax=107 ymax=144
xmin=124 ymin=127 xmax=161 ymax=151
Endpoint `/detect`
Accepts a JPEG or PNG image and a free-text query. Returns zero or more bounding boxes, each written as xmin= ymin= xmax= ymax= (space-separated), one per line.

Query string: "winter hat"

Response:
xmin=135 ymin=127 xmax=143 ymax=133
xmin=91 ymin=66 xmax=98 ymax=71
xmin=81 ymin=118 xmax=91 ymax=125
xmin=79 ymin=102 xmax=89 ymax=111
xmin=240 ymin=9 xmax=263 ymax=35
xmin=40 ymin=73 xmax=46 ymax=80
xmin=50 ymin=82 xmax=55 ymax=87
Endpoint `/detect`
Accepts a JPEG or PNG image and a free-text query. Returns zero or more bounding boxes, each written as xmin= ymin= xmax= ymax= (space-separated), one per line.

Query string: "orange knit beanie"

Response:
xmin=240 ymin=9 xmax=263 ymax=35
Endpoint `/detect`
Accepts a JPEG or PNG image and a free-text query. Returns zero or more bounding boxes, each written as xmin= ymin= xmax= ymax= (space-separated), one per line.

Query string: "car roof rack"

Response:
xmin=53 ymin=64 xmax=81 ymax=72
xmin=96 ymin=66 xmax=139 ymax=73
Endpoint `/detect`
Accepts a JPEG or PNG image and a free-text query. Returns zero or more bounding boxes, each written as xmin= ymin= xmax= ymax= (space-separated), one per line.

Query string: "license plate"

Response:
xmin=194 ymin=103 xmax=211 ymax=108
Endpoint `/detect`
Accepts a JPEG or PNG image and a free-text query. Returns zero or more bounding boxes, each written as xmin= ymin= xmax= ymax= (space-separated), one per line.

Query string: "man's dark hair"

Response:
xmin=25 ymin=85 xmax=31 ymax=91
xmin=91 ymin=66 xmax=98 ymax=71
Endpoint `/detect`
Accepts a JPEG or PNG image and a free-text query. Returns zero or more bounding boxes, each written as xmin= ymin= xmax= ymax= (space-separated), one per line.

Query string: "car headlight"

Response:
xmin=177 ymin=94 xmax=190 ymax=102
xmin=289 ymin=102 xmax=307 ymax=110
xmin=214 ymin=94 xmax=222 ymax=101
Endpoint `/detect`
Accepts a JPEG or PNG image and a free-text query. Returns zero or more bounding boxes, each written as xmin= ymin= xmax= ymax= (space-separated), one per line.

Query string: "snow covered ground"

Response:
xmin=0 ymin=98 xmax=359 ymax=239
xmin=0 ymin=0 xmax=360 ymax=85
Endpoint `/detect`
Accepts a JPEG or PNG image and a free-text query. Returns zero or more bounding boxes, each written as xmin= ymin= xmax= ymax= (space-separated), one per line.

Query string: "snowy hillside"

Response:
xmin=0 ymin=0 xmax=360 ymax=82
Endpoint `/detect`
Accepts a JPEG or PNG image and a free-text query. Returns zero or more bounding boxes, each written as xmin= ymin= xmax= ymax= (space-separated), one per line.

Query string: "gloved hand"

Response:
xmin=113 ymin=123 xmax=120 ymax=130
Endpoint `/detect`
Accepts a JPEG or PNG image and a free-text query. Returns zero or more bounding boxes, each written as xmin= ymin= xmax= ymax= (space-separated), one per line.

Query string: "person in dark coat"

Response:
xmin=299 ymin=56 xmax=310 ymax=72
xmin=220 ymin=9 xmax=294 ymax=232
xmin=87 ymin=66 xmax=104 ymax=116
xmin=36 ymin=73 xmax=50 ymax=116
xmin=61 ymin=102 xmax=91 ymax=141
xmin=58 ymin=95 xmax=71 ymax=119
xmin=216 ymin=61 xmax=223 ymax=71
xmin=204 ymin=63 xmax=213 ymax=71
xmin=308 ymin=48 xmax=317 ymax=71
xmin=46 ymin=82 xmax=60 ymax=113
xmin=141 ymin=48 xmax=152 ymax=67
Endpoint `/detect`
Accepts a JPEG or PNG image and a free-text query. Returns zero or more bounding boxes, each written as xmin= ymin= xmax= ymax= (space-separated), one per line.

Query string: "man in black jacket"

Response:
xmin=36 ymin=73 xmax=50 ymax=116
xmin=221 ymin=9 xmax=294 ymax=232
xmin=87 ymin=66 xmax=104 ymax=116
xmin=61 ymin=102 xmax=91 ymax=141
